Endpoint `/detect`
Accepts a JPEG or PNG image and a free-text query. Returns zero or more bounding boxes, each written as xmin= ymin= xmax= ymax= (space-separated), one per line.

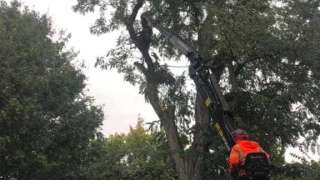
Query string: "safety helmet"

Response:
xmin=232 ymin=129 xmax=249 ymax=142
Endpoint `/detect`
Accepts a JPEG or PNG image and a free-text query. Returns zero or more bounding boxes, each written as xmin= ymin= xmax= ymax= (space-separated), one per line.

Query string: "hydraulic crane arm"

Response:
xmin=142 ymin=14 xmax=235 ymax=150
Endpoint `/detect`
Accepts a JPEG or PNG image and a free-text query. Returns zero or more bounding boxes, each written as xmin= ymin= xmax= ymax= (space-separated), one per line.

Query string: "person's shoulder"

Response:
xmin=239 ymin=140 xmax=261 ymax=146
xmin=232 ymin=143 xmax=241 ymax=150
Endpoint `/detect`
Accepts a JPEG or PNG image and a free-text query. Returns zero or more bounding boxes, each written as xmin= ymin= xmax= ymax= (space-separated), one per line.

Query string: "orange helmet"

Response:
xmin=232 ymin=129 xmax=249 ymax=142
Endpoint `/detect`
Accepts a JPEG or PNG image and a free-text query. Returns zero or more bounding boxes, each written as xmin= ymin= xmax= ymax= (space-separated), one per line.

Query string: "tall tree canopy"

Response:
xmin=74 ymin=0 xmax=320 ymax=179
xmin=82 ymin=119 xmax=176 ymax=180
xmin=0 ymin=1 xmax=103 ymax=179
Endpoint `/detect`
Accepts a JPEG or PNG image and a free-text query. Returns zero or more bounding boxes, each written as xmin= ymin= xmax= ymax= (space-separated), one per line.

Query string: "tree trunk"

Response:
xmin=125 ymin=1 xmax=210 ymax=179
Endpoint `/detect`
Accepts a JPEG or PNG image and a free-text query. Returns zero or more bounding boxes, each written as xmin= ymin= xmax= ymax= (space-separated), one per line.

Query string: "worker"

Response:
xmin=228 ymin=129 xmax=271 ymax=180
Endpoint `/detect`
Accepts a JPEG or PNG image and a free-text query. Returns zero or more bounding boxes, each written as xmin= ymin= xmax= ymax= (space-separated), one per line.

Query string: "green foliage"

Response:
xmin=81 ymin=120 xmax=176 ymax=180
xmin=272 ymin=161 xmax=320 ymax=180
xmin=0 ymin=1 xmax=103 ymax=179
xmin=74 ymin=0 xmax=320 ymax=178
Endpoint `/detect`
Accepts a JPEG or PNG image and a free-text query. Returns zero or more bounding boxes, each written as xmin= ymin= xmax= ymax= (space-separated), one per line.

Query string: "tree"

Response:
xmin=272 ymin=161 xmax=320 ymax=180
xmin=74 ymin=0 xmax=320 ymax=179
xmin=0 ymin=1 xmax=103 ymax=179
xmin=81 ymin=119 xmax=176 ymax=180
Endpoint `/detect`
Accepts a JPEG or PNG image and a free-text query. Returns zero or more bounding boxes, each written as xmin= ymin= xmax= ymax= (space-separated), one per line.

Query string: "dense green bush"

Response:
xmin=0 ymin=1 xmax=103 ymax=179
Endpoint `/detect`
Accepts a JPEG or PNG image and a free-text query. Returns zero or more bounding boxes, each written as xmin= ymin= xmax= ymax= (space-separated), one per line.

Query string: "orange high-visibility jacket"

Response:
xmin=228 ymin=140 xmax=269 ymax=168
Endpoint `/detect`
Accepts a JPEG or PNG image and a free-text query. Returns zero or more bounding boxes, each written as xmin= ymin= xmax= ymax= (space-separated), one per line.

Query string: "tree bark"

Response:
xmin=124 ymin=1 xmax=211 ymax=179
xmin=190 ymin=92 xmax=211 ymax=180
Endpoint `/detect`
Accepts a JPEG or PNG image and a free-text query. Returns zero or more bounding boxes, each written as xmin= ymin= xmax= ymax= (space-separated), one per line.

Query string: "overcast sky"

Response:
xmin=8 ymin=0 xmax=158 ymax=135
